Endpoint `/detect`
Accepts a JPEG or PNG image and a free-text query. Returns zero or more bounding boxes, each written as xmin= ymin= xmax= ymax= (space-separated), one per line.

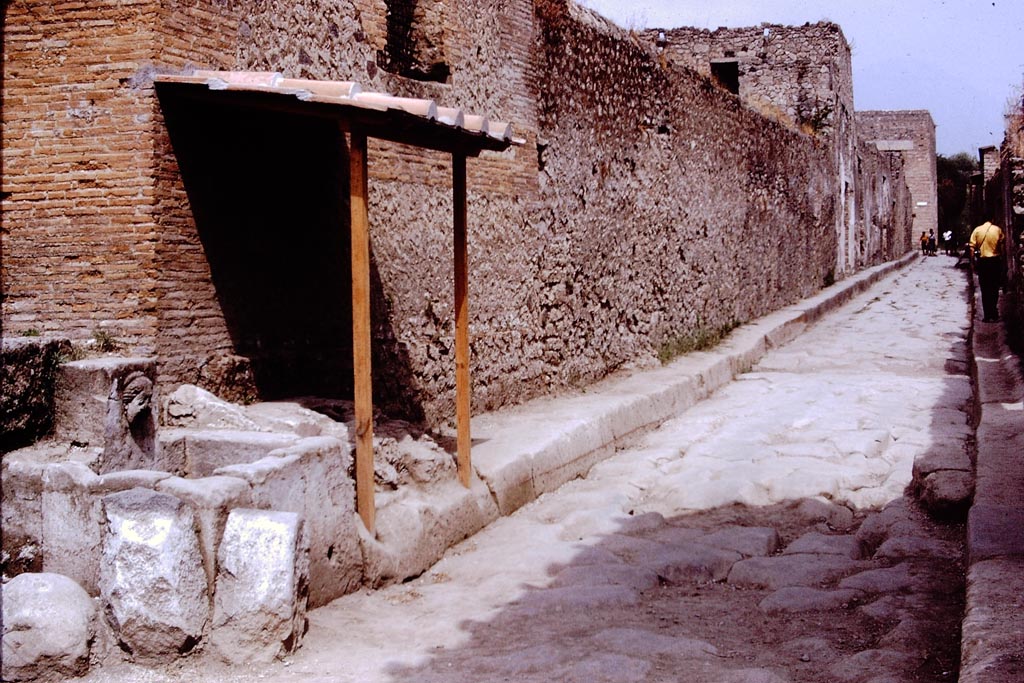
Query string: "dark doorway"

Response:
xmin=711 ymin=60 xmax=740 ymax=95
xmin=162 ymin=100 xmax=355 ymax=400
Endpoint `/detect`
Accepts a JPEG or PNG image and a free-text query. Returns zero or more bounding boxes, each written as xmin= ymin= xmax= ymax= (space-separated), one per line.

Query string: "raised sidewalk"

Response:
xmin=960 ymin=289 xmax=1024 ymax=683
xmin=469 ymin=252 xmax=920 ymax=516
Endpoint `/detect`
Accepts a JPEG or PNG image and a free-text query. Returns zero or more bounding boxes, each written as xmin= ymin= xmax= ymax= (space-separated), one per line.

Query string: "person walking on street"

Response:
xmin=969 ymin=220 xmax=1005 ymax=322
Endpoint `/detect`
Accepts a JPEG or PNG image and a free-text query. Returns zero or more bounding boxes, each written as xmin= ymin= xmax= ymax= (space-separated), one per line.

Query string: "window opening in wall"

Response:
xmin=710 ymin=60 xmax=740 ymax=95
xmin=379 ymin=0 xmax=451 ymax=83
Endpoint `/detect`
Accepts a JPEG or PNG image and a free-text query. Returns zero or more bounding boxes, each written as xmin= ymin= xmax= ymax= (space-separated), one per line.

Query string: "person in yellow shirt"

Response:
xmin=968 ymin=220 xmax=1005 ymax=322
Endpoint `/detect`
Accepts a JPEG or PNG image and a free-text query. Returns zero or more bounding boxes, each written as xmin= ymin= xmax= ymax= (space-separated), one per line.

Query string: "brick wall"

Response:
xmin=2 ymin=0 xmax=916 ymax=426
xmin=2 ymin=0 xmax=161 ymax=346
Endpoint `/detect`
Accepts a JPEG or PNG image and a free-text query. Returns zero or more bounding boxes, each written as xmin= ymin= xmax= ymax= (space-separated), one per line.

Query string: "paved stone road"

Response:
xmin=86 ymin=257 xmax=974 ymax=683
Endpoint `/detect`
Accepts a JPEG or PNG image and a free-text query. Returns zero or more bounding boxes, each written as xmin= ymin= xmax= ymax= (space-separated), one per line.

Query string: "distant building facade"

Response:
xmin=856 ymin=111 xmax=939 ymax=237
xmin=648 ymin=22 xmax=934 ymax=271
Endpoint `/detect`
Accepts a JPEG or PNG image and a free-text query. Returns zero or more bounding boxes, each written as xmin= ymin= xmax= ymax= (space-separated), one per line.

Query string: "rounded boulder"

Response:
xmin=1 ymin=572 xmax=95 ymax=682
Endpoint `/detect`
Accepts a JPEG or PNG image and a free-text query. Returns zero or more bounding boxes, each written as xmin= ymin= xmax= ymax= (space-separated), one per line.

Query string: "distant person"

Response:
xmin=920 ymin=232 xmax=929 ymax=256
xmin=969 ymin=220 xmax=1005 ymax=322
xmin=943 ymin=230 xmax=954 ymax=256
xmin=927 ymin=229 xmax=937 ymax=256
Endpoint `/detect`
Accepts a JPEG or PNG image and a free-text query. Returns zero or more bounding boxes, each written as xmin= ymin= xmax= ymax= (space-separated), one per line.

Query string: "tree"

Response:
xmin=936 ymin=152 xmax=977 ymax=247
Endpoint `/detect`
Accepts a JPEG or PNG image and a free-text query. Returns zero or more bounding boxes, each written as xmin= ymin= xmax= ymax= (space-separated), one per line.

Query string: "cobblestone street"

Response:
xmin=86 ymin=257 xmax=975 ymax=682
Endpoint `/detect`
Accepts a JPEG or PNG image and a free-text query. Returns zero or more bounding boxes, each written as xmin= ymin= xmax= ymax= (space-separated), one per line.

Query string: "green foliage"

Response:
xmin=21 ymin=329 xmax=41 ymax=337
xmin=936 ymin=152 xmax=978 ymax=245
xmin=91 ymin=329 xmax=120 ymax=353
xmin=657 ymin=320 xmax=741 ymax=364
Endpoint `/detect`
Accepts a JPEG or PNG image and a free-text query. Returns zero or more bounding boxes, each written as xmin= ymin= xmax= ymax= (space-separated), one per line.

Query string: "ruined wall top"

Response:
xmin=979 ymin=145 xmax=1000 ymax=182
xmin=646 ymin=22 xmax=853 ymax=138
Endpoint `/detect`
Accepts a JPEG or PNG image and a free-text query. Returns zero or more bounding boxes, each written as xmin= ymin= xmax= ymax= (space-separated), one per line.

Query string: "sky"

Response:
xmin=578 ymin=0 xmax=1024 ymax=157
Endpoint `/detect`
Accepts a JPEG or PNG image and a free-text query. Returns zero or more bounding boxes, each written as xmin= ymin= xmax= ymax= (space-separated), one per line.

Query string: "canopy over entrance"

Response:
xmin=155 ymin=70 xmax=521 ymax=532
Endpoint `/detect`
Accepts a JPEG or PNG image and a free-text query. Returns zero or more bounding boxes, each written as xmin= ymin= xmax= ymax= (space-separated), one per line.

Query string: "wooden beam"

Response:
xmin=349 ymin=129 xmax=375 ymax=531
xmin=453 ymin=153 xmax=472 ymax=487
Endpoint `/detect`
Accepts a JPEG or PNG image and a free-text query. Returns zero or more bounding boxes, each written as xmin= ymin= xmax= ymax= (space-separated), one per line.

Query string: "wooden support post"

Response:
xmin=453 ymin=153 xmax=472 ymax=488
xmin=350 ymin=130 xmax=375 ymax=531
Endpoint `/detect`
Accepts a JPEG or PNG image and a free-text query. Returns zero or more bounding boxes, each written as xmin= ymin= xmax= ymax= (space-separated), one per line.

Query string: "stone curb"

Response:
xmin=960 ymin=284 xmax=1024 ymax=683
xmin=470 ymin=251 xmax=920 ymax=515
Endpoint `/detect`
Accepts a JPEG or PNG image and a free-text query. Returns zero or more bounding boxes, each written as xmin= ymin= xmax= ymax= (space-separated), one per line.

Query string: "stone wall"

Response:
xmin=648 ymin=22 xmax=853 ymax=138
xmin=1 ymin=0 xmax=915 ymax=426
xmin=856 ymin=110 xmax=939 ymax=237
xmin=853 ymin=141 xmax=915 ymax=265
xmin=0 ymin=338 xmax=71 ymax=453
xmin=643 ymin=21 xmax=915 ymax=277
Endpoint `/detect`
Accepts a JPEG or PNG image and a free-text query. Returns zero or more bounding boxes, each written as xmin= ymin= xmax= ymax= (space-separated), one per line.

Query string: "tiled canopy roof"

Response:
xmin=154 ymin=70 xmax=520 ymax=154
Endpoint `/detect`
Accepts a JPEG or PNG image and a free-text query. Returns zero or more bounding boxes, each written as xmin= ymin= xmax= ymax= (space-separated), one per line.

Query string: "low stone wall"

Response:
xmin=1 ymin=356 xmax=502 ymax=670
xmin=0 ymin=338 xmax=71 ymax=454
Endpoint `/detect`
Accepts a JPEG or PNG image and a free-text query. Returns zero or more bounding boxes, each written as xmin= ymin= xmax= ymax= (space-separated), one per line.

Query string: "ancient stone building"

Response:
xmin=1 ymin=0 xmax=915 ymax=427
xmin=645 ymin=22 xmax=918 ymax=277
xmin=856 ymin=110 xmax=939 ymax=237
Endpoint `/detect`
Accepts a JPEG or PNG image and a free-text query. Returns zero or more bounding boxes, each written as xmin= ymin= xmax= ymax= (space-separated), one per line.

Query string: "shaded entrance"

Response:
xmin=156 ymin=71 xmax=518 ymax=531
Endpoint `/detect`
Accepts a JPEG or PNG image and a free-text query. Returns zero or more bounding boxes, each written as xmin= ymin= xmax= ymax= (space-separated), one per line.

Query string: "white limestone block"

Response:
xmin=100 ymin=488 xmax=208 ymax=661
xmin=211 ymin=508 xmax=309 ymax=664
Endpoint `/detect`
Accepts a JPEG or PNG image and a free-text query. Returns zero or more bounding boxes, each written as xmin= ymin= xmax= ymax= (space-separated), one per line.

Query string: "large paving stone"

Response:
xmin=1 ymin=573 xmax=95 ymax=682
xmin=855 ymin=499 xmax=931 ymax=554
xmin=795 ymin=498 xmax=855 ymax=530
xmin=910 ymin=443 xmax=971 ymax=481
xmin=758 ymin=587 xmax=865 ymax=613
xmin=639 ymin=541 xmax=742 ymax=583
xmin=783 ymin=531 xmax=861 ymax=558
xmin=554 ymin=652 xmax=651 ymax=682
xmin=917 ymin=470 xmax=973 ymax=518
xmin=728 ymin=554 xmax=869 ymax=589
xmin=698 ymin=525 xmax=780 ymax=557
xmin=828 ymin=648 xmax=922 ymax=683
xmin=876 ymin=616 xmax=935 ymax=655
xmin=551 ymin=563 xmax=660 ymax=592
xmin=211 ymin=509 xmax=309 ymax=664
xmin=591 ymin=627 xmax=718 ymax=658
xmin=100 ymin=488 xmax=208 ymax=661
xmin=613 ymin=511 xmax=667 ymax=535
xmin=838 ymin=562 xmax=957 ymax=595
xmin=513 ymin=584 xmax=641 ymax=618
xmin=873 ymin=535 xmax=960 ymax=561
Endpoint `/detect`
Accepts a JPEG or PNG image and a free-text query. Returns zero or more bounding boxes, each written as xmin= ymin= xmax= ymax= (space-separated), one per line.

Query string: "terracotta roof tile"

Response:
xmin=154 ymin=69 xmax=521 ymax=149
